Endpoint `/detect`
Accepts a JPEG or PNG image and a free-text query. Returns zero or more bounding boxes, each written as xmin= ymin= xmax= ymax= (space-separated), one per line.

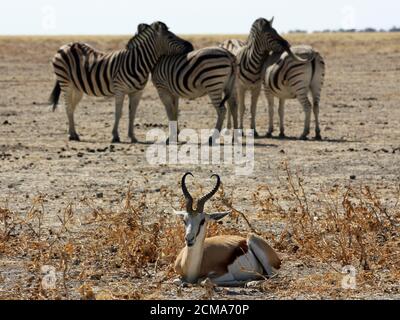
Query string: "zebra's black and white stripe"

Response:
xmin=151 ymin=47 xmax=238 ymax=144
xmin=220 ymin=39 xmax=246 ymax=56
xmin=220 ymin=17 xmax=308 ymax=136
xmin=263 ymin=45 xmax=326 ymax=140
xmin=49 ymin=21 xmax=193 ymax=143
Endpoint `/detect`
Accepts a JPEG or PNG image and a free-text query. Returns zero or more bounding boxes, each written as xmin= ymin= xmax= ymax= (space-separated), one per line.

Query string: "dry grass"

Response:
xmin=1 ymin=32 xmax=399 ymax=53
xmin=1 ymin=164 xmax=398 ymax=300
xmin=251 ymin=163 xmax=399 ymax=298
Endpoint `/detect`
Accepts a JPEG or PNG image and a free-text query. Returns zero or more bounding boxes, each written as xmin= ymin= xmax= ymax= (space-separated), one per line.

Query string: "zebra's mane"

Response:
xmin=247 ymin=24 xmax=261 ymax=44
xmin=247 ymin=18 xmax=271 ymax=44
xmin=126 ymin=26 xmax=154 ymax=50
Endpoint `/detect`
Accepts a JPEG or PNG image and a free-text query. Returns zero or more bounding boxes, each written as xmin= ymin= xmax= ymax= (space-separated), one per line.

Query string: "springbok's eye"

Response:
xmin=200 ymin=219 xmax=206 ymax=226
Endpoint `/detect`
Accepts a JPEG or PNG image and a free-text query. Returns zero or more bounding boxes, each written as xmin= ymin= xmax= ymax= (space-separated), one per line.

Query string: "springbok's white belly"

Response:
xmin=210 ymin=249 xmax=264 ymax=283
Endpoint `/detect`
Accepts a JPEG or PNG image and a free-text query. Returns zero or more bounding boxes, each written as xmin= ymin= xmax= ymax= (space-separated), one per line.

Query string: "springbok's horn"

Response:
xmin=196 ymin=174 xmax=221 ymax=213
xmin=182 ymin=172 xmax=194 ymax=213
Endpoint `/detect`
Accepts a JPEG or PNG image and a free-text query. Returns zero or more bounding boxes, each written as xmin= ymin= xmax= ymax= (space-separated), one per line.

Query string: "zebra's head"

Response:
xmin=250 ymin=18 xmax=310 ymax=62
xmin=150 ymin=21 xmax=194 ymax=56
xmin=250 ymin=18 xmax=290 ymax=53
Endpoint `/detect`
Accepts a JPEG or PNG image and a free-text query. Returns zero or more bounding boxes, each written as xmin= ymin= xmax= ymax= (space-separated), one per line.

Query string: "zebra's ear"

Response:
xmin=137 ymin=23 xmax=150 ymax=33
xmin=269 ymin=17 xmax=275 ymax=26
xmin=152 ymin=21 xmax=169 ymax=32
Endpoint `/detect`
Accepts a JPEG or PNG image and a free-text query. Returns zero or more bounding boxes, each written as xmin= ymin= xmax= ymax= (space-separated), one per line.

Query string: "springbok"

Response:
xmin=174 ymin=173 xmax=281 ymax=286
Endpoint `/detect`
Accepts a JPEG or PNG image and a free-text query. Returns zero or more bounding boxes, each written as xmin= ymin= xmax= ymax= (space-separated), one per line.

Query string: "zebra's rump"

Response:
xmin=152 ymin=47 xmax=235 ymax=99
xmin=52 ymin=42 xmax=124 ymax=97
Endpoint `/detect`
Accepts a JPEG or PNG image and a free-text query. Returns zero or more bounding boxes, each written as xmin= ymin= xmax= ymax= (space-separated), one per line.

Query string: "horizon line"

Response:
xmin=1 ymin=30 xmax=400 ymax=37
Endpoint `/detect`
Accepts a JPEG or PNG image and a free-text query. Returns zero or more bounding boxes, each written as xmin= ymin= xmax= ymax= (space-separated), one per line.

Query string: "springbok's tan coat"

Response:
xmin=175 ymin=234 xmax=281 ymax=285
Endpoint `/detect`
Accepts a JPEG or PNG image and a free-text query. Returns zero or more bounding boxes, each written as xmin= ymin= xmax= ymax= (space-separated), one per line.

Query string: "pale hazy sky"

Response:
xmin=0 ymin=0 xmax=399 ymax=35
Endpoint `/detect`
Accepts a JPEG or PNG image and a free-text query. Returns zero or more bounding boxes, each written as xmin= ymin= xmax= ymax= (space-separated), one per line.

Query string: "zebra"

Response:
xmin=151 ymin=47 xmax=239 ymax=145
xmin=49 ymin=21 xmax=193 ymax=143
xmin=220 ymin=17 xmax=309 ymax=137
xmin=264 ymin=45 xmax=326 ymax=140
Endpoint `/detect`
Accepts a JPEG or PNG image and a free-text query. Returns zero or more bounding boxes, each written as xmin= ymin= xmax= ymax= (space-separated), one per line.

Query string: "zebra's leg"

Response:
xmin=209 ymin=91 xmax=227 ymax=145
xmin=228 ymin=95 xmax=239 ymax=130
xmin=172 ymin=96 xmax=180 ymax=124
xmin=238 ymin=86 xmax=246 ymax=136
xmin=298 ymin=94 xmax=312 ymax=140
xmin=158 ymin=89 xmax=179 ymax=144
xmin=311 ymin=88 xmax=322 ymax=141
xmin=171 ymin=95 xmax=181 ymax=143
xmin=64 ymin=88 xmax=83 ymax=141
xmin=266 ymin=95 xmax=275 ymax=138
xmin=128 ymin=91 xmax=143 ymax=143
xmin=226 ymin=104 xmax=233 ymax=130
xmin=278 ymin=99 xmax=286 ymax=138
xmin=226 ymin=106 xmax=233 ymax=130
xmin=313 ymin=102 xmax=322 ymax=141
xmin=250 ymin=86 xmax=261 ymax=138
xmin=112 ymin=92 xmax=125 ymax=143
xmin=227 ymin=95 xmax=239 ymax=144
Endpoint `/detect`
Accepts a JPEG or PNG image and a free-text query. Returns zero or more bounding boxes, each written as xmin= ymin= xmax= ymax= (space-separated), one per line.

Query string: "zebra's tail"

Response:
xmin=219 ymin=54 xmax=238 ymax=109
xmin=310 ymin=52 xmax=326 ymax=88
xmin=49 ymin=81 xmax=61 ymax=112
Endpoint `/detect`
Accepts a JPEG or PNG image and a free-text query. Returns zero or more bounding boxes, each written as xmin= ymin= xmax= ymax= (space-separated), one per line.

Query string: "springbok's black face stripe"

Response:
xmin=196 ymin=219 xmax=206 ymax=237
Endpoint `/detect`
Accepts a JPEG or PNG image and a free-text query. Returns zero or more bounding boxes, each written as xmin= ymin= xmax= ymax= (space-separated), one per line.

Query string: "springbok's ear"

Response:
xmin=207 ymin=212 xmax=230 ymax=221
xmin=137 ymin=23 xmax=149 ymax=33
xmin=173 ymin=210 xmax=187 ymax=217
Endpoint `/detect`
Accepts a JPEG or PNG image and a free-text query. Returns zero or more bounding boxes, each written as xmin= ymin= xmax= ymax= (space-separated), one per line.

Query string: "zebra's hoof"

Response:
xmin=112 ymin=137 xmax=121 ymax=144
xmin=69 ymin=134 xmax=80 ymax=142
xmin=279 ymin=133 xmax=286 ymax=139
xmin=166 ymin=138 xmax=176 ymax=145
xmin=131 ymin=137 xmax=138 ymax=144
xmin=209 ymin=136 xmax=220 ymax=146
xmin=315 ymin=134 xmax=322 ymax=141
xmin=266 ymin=132 xmax=273 ymax=139
xmin=300 ymin=135 xmax=309 ymax=141
xmin=253 ymin=131 xmax=261 ymax=139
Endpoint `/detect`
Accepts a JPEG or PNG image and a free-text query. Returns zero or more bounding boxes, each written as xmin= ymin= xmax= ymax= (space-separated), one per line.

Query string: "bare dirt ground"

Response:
xmin=0 ymin=33 xmax=399 ymax=300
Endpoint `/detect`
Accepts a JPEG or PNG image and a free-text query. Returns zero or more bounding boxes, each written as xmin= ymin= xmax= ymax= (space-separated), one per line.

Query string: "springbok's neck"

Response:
xmin=183 ymin=226 xmax=207 ymax=283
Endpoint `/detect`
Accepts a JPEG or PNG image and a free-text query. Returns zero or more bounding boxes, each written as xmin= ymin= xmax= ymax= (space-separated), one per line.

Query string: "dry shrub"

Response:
xmin=253 ymin=163 xmax=400 ymax=287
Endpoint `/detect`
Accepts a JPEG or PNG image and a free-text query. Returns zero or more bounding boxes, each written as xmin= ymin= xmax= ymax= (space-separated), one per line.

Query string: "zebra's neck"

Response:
xmin=240 ymin=40 xmax=266 ymax=81
xmin=126 ymin=33 xmax=161 ymax=76
xmin=126 ymin=30 xmax=160 ymax=73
